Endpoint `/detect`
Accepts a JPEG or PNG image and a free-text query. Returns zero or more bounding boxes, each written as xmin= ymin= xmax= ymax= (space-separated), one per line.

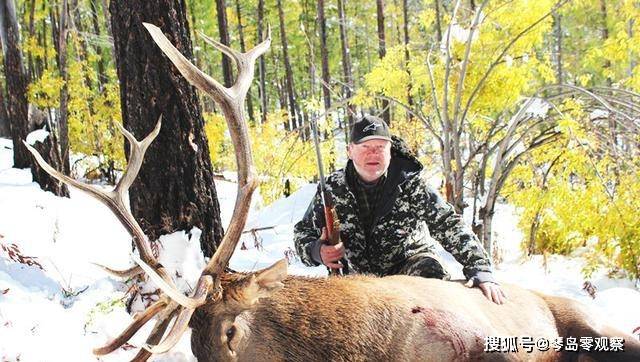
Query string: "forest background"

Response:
xmin=0 ymin=0 xmax=639 ymax=283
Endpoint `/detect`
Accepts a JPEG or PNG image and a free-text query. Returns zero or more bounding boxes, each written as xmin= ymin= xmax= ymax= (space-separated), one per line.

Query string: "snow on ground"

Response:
xmin=1 ymin=137 xmax=639 ymax=361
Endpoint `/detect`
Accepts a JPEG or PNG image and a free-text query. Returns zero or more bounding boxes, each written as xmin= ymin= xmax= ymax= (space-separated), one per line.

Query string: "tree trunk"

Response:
xmin=402 ymin=0 xmax=413 ymax=112
xmin=234 ymin=0 xmax=255 ymax=123
xmin=110 ymin=0 xmax=224 ymax=257
xmin=277 ymin=77 xmax=289 ymax=130
xmin=216 ymin=0 xmax=234 ymax=88
xmin=599 ymin=0 xmax=611 ymax=87
xmin=277 ymin=0 xmax=301 ymax=132
xmin=30 ymin=130 xmax=70 ymax=197
xmin=479 ymin=203 xmax=494 ymax=260
xmin=552 ymin=4 xmax=562 ymax=84
xmin=257 ymin=0 xmax=268 ymax=123
xmin=26 ymin=0 xmax=36 ymax=81
xmin=0 ymin=0 xmax=31 ymax=168
xmin=89 ymin=0 xmax=107 ymax=91
xmin=598 ymin=0 xmax=620 ymax=178
xmin=0 ymin=0 xmax=68 ymax=196
xmin=360 ymin=2 xmax=372 ymax=77
xmin=0 ymin=82 xmax=10 ymax=137
xmin=337 ymin=0 xmax=354 ymax=139
xmin=434 ymin=0 xmax=442 ymax=42
xmin=55 ymin=0 xmax=70 ymax=175
xmin=100 ymin=0 xmax=116 ymax=63
xmin=375 ymin=0 xmax=390 ymax=124
xmin=317 ymin=0 xmax=331 ymax=113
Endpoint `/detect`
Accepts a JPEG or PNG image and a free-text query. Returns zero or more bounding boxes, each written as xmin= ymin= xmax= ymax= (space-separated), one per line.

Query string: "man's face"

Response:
xmin=347 ymin=139 xmax=391 ymax=183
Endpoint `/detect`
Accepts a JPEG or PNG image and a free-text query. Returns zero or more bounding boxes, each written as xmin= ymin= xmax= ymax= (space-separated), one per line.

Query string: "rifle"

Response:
xmin=310 ymin=116 xmax=346 ymax=276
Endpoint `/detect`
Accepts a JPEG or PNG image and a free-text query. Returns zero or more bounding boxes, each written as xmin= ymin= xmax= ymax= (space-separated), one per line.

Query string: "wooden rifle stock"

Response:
xmin=322 ymin=191 xmax=344 ymax=276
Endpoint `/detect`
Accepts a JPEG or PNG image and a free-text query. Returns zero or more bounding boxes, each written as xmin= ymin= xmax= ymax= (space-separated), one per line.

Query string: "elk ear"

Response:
xmin=244 ymin=259 xmax=288 ymax=306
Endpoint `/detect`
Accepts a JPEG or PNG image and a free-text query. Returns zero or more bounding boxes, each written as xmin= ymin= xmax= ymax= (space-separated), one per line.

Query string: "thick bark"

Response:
xmin=215 ymin=0 xmax=234 ymax=87
xmin=337 ymin=0 xmax=354 ymax=139
xmin=30 ymin=129 xmax=70 ymax=197
xmin=375 ymin=0 xmax=390 ymax=124
xmin=257 ymin=0 xmax=267 ymax=123
xmin=277 ymin=0 xmax=301 ymax=131
xmin=234 ymin=0 xmax=255 ymax=123
xmin=0 ymin=0 xmax=31 ymax=168
xmin=110 ymin=0 xmax=224 ymax=257
xmin=317 ymin=0 xmax=331 ymax=112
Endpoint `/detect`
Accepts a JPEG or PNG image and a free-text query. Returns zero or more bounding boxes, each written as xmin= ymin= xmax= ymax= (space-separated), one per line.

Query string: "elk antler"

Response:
xmin=25 ymin=118 xmax=161 ymax=267
xmin=23 ymin=117 xmax=208 ymax=355
xmin=143 ymin=22 xmax=271 ymax=273
xmin=25 ymin=21 xmax=269 ymax=360
xmin=137 ymin=23 xmax=269 ymax=357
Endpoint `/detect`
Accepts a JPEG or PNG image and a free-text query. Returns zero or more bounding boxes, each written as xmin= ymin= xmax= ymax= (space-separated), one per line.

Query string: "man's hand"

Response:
xmin=319 ymin=227 xmax=345 ymax=269
xmin=478 ymin=282 xmax=507 ymax=305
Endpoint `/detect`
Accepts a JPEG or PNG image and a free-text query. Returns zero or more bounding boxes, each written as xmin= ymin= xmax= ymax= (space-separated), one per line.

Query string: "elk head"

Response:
xmin=189 ymin=260 xmax=287 ymax=361
xmin=24 ymin=22 xmax=273 ymax=361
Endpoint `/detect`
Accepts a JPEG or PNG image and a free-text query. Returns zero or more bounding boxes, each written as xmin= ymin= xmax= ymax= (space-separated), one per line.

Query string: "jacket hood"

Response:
xmin=389 ymin=135 xmax=423 ymax=181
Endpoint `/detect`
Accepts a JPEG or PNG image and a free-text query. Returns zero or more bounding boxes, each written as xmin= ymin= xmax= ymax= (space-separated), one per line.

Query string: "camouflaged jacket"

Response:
xmin=294 ymin=136 xmax=494 ymax=281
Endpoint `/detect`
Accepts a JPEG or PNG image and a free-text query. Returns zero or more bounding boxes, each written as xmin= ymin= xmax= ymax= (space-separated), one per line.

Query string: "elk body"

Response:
xmin=24 ymin=23 xmax=640 ymax=362
xmin=188 ymin=261 xmax=640 ymax=362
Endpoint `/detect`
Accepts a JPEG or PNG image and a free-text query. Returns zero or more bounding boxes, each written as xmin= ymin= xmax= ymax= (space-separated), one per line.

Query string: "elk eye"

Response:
xmin=226 ymin=325 xmax=236 ymax=340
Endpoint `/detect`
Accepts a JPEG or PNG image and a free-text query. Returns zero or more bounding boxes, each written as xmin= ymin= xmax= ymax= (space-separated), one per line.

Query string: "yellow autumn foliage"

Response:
xmin=505 ymin=112 xmax=640 ymax=279
xmin=205 ymin=111 xmax=335 ymax=205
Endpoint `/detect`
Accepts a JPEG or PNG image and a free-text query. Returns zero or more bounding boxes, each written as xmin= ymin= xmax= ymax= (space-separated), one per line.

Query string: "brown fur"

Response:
xmin=188 ymin=261 xmax=640 ymax=362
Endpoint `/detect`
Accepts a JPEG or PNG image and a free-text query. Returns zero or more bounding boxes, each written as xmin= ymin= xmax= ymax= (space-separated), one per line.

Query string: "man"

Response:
xmin=294 ymin=115 xmax=506 ymax=304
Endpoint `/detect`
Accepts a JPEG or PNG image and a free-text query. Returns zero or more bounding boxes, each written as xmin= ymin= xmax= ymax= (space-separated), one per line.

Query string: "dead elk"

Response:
xmin=24 ymin=23 xmax=640 ymax=362
xmin=187 ymin=261 xmax=640 ymax=362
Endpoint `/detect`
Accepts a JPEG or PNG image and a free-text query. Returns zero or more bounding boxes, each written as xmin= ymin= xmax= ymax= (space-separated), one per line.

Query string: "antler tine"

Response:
xmin=93 ymin=298 xmax=168 ymax=355
xmin=91 ymin=263 xmax=143 ymax=279
xmin=25 ymin=118 xmax=200 ymax=360
xmin=115 ymin=116 xmax=162 ymax=195
xmin=131 ymin=301 xmax=180 ymax=362
xmin=246 ymin=24 xmax=272 ymax=64
xmin=145 ymin=23 xmax=267 ymax=279
xmin=23 ymin=124 xmax=160 ymax=265
xmin=197 ymin=29 xmax=270 ymax=104
xmin=233 ymin=33 xmax=271 ymax=100
xmin=132 ymin=253 xmax=211 ymax=309
xmin=143 ymin=275 xmax=212 ymax=354
xmin=143 ymin=21 xmax=268 ymax=359
xmin=143 ymin=306 xmax=196 ymax=354
xmin=143 ymin=22 xmax=230 ymax=106
xmin=23 ymin=141 xmax=111 ymax=202
xmin=197 ymin=30 xmax=242 ymax=67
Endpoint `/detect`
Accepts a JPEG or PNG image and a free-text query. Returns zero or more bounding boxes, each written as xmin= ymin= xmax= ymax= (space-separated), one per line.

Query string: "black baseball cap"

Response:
xmin=350 ymin=115 xmax=391 ymax=144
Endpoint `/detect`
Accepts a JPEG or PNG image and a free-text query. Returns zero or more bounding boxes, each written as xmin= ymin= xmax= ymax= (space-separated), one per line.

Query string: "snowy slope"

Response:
xmin=1 ymin=137 xmax=638 ymax=361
